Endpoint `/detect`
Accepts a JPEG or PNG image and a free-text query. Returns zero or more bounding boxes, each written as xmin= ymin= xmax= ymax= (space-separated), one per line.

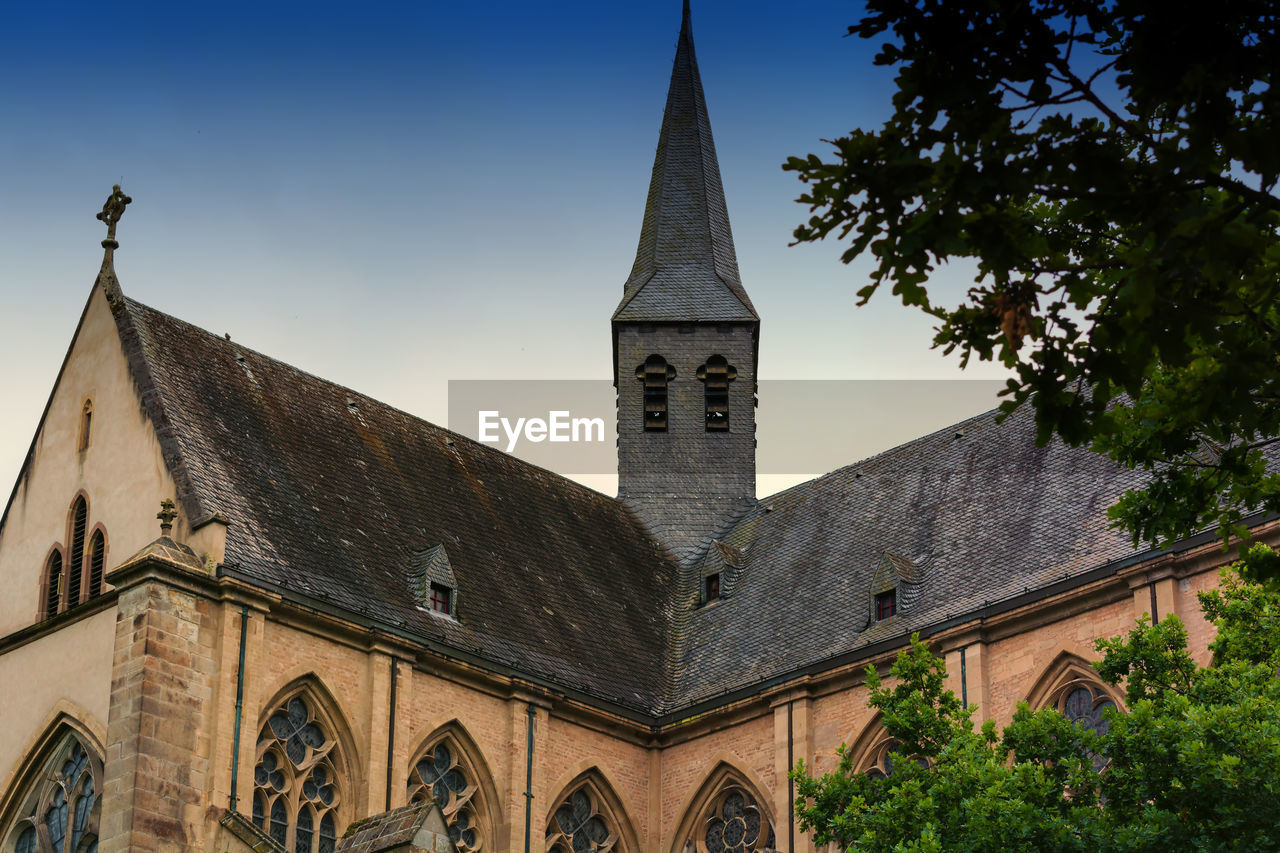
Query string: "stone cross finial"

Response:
xmin=96 ymin=184 xmax=132 ymax=247
xmin=157 ymin=499 xmax=178 ymax=536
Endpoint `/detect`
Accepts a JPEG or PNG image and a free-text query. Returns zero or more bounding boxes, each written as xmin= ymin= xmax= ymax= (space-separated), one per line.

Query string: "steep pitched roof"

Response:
xmin=613 ymin=1 xmax=757 ymax=324
xmin=112 ymin=296 xmax=679 ymax=715
xmin=660 ymin=405 xmax=1151 ymax=713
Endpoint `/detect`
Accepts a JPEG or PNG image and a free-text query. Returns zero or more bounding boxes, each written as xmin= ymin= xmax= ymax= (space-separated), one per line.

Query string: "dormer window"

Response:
xmin=704 ymin=572 xmax=721 ymax=603
xmin=636 ymin=355 xmax=676 ymax=431
xmin=875 ymin=588 xmax=897 ymax=621
xmin=697 ymin=355 xmax=736 ymax=432
xmin=429 ymin=583 xmax=452 ymax=616
xmin=78 ymin=399 xmax=93 ymax=452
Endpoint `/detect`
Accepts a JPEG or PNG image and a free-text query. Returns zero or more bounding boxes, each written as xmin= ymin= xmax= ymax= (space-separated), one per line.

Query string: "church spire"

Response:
xmin=612 ymin=1 xmax=757 ymax=323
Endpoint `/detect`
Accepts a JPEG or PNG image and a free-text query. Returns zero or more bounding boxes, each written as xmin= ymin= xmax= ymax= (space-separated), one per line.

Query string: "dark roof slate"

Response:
xmin=115 ymin=297 xmax=679 ymax=714
xmin=660 ymin=405 xmax=1149 ymax=712
xmin=338 ymin=800 xmax=446 ymax=853
xmin=613 ymin=2 xmax=757 ymax=324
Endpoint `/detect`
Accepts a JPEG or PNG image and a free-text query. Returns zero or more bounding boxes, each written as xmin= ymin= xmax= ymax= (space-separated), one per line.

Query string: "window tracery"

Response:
xmin=252 ymin=694 xmax=343 ymax=853
xmin=683 ymin=783 xmax=774 ymax=853
xmin=408 ymin=739 xmax=484 ymax=852
xmin=3 ymin=732 xmax=101 ymax=853
xmin=546 ymin=786 xmax=619 ymax=853
xmin=1056 ymin=683 xmax=1117 ymax=772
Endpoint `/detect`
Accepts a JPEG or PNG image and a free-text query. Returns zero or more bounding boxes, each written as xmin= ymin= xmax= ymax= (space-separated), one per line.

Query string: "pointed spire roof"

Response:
xmin=613 ymin=1 xmax=757 ymax=323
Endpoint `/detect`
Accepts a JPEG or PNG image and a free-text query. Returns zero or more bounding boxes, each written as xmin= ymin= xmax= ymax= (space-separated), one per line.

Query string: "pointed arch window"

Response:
xmin=43 ymin=552 xmax=62 ymax=621
xmin=1056 ymin=683 xmax=1117 ymax=773
xmin=66 ymin=499 xmax=87 ymax=609
xmin=635 ymin=355 xmax=676 ymax=432
xmin=681 ymin=782 xmax=774 ymax=853
xmin=408 ymin=738 xmax=486 ymax=852
xmin=697 ymin=355 xmax=736 ymax=432
xmin=87 ymin=532 xmax=105 ymax=600
xmin=253 ymin=693 xmax=344 ymax=853
xmin=2 ymin=731 xmax=102 ymax=853
xmin=77 ymin=400 xmax=93 ymax=453
xmin=546 ymin=786 xmax=620 ymax=853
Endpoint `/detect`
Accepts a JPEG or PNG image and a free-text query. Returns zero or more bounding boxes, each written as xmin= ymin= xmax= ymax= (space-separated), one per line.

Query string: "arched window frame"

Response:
xmin=252 ymin=685 xmax=351 ymax=853
xmin=635 ymin=355 xmax=676 ymax=432
xmin=77 ymin=400 xmax=93 ymax=454
xmin=671 ymin=763 xmax=776 ymax=853
xmin=1 ymin=728 xmax=103 ymax=853
xmin=40 ymin=548 xmax=64 ymax=622
xmin=406 ymin=723 xmax=498 ymax=853
xmin=64 ymin=498 xmax=88 ymax=611
xmin=85 ymin=528 xmax=106 ymax=601
xmin=1024 ymin=652 xmax=1124 ymax=773
xmin=696 ymin=355 xmax=737 ymax=432
xmin=544 ymin=770 xmax=637 ymax=853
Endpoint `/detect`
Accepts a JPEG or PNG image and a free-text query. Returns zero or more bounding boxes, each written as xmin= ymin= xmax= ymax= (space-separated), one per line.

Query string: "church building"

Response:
xmin=0 ymin=4 xmax=1261 ymax=852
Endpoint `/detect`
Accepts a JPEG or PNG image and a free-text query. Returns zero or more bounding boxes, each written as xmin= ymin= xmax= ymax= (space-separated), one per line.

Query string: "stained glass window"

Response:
xmin=3 ymin=733 xmax=101 ymax=853
xmin=254 ymin=692 xmax=344 ymax=853
xmin=687 ymin=784 xmax=774 ymax=853
xmin=546 ymin=786 xmax=618 ymax=853
xmin=409 ymin=740 xmax=483 ymax=851
xmin=1059 ymin=684 xmax=1117 ymax=772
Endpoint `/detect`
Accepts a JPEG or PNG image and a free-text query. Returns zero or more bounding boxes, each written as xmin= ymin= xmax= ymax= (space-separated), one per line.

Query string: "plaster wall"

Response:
xmin=0 ymin=283 xmax=184 ymax=635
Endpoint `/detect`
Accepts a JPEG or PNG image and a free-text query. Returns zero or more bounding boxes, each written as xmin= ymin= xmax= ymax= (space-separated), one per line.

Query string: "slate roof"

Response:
xmin=338 ymin=800 xmax=445 ymax=853
xmin=104 ymin=281 xmax=1167 ymax=718
xmin=660 ymin=405 xmax=1149 ymax=712
xmin=612 ymin=0 xmax=757 ymax=324
xmin=110 ymin=294 xmax=679 ymax=715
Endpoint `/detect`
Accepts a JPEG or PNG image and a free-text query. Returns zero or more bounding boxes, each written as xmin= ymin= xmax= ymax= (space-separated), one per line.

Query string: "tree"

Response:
xmin=791 ymin=549 xmax=1280 ymax=851
xmin=785 ymin=0 xmax=1280 ymax=554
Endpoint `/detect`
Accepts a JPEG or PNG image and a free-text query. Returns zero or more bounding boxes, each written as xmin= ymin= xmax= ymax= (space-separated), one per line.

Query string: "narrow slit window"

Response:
xmin=78 ymin=399 xmax=93 ymax=452
xmin=429 ymin=583 xmax=452 ymax=615
xmin=44 ymin=551 xmax=62 ymax=619
xmin=635 ymin=355 xmax=676 ymax=432
xmin=875 ymin=589 xmax=897 ymax=621
xmin=704 ymin=572 xmax=721 ymax=603
xmin=88 ymin=530 xmax=105 ymax=598
xmin=67 ymin=498 xmax=87 ymax=608
xmin=697 ymin=355 xmax=737 ymax=432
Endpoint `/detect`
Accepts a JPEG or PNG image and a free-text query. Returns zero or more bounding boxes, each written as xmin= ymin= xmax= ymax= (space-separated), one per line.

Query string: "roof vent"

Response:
xmin=346 ymin=398 xmax=359 ymax=413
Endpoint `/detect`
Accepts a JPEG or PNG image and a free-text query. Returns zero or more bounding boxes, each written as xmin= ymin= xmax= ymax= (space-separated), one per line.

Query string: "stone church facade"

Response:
xmin=0 ymin=4 xmax=1264 ymax=853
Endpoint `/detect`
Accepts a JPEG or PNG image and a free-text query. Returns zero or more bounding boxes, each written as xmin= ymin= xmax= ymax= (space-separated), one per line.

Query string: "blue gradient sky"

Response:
xmin=0 ymin=1 xmax=1007 ymax=496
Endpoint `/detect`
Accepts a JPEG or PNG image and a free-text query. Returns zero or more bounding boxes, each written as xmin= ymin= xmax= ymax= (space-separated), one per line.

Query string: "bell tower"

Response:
xmin=614 ymin=1 xmax=759 ymax=561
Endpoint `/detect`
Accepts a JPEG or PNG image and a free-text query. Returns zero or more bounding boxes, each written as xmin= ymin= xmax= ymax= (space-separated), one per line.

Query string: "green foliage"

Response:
xmin=786 ymin=0 xmax=1280 ymax=548
xmin=792 ymin=561 xmax=1280 ymax=851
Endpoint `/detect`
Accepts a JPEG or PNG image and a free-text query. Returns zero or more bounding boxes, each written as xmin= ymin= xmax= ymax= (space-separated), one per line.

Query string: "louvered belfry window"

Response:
xmin=44 ymin=552 xmax=62 ymax=620
xmin=697 ymin=355 xmax=736 ymax=432
xmin=88 ymin=531 xmax=105 ymax=599
xmin=67 ymin=498 xmax=87 ymax=609
xmin=636 ymin=355 xmax=676 ymax=432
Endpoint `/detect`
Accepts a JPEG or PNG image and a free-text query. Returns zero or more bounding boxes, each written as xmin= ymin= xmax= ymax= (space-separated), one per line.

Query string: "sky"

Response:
xmin=0 ymin=0 xmax=1010 ymax=498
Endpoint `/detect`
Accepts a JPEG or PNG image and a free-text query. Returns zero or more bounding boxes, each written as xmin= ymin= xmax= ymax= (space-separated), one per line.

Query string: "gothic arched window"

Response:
xmin=42 ymin=551 xmax=62 ymax=621
xmin=694 ymin=784 xmax=774 ymax=853
xmin=3 ymin=732 xmax=102 ymax=853
xmin=1058 ymin=684 xmax=1117 ymax=772
xmin=66 ymin=498 xmax=87 ymax=609
xmin=408 ymin=739 xmax=485 ymax=852
xmin=77 ymin=400 xmax=92 ymax=453
xmin=546 ymin=786 xmax=619 ymax=853
xmin=696 ymin=355 xmax=736 ymax=432
xmin=86 ymin=532 xmax=105 ymax=600
xmin=253 ymin=694 xmax=344 ymax=853
xmin=635 ymin=355 xmax=676 ymax=432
